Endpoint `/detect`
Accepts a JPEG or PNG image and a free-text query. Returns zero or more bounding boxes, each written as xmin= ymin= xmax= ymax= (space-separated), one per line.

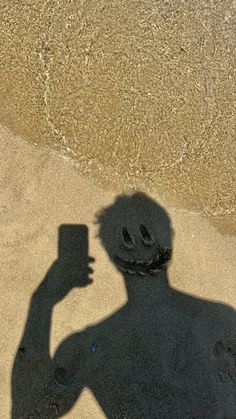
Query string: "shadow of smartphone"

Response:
xmin=58 ymin=224 xmax=93 ymax=287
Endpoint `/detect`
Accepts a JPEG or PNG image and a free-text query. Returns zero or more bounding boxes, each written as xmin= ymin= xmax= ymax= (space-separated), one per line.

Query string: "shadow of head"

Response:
xmin=94 ymin=192 xmax=175 ymax=276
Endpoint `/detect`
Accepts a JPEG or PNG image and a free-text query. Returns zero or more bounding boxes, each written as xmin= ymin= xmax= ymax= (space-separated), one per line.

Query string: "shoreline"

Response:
xmin=1 ymin=123 xmax=235 ymax=237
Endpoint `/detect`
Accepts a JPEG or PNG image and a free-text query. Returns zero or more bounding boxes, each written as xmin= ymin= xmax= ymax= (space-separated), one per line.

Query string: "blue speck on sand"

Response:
xmin=91 ymin=342 xmax=97 ymax=353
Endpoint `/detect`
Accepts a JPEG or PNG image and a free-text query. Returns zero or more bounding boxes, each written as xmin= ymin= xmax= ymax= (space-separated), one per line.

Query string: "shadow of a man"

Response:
xmin=12 ymin=192 xmax=236 ymax=418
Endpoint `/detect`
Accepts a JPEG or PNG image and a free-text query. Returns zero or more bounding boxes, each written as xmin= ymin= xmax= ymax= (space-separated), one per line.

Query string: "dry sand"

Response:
xmin=0 ymin=124 xmax=236 ymax=418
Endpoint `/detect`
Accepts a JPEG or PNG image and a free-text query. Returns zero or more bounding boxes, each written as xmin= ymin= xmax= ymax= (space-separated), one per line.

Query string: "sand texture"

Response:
xmin=0 ymin=125 xmax=236 ymax=418
xmin=0 ymin=1 xmax=236 ymax=416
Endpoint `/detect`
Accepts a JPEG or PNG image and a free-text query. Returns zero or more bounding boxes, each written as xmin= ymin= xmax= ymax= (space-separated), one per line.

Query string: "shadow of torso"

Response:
xmin=47 ymin=288 xmax=236 ymax=419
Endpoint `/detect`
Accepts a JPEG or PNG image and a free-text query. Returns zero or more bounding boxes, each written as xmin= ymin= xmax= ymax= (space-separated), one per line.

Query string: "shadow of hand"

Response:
xmin=35 ymin=256 xmax=95 ymax=304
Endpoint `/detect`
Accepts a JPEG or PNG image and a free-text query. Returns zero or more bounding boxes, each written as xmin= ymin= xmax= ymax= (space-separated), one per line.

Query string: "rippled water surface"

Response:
xmin=0 ymin=0 xmax=235 ymax=233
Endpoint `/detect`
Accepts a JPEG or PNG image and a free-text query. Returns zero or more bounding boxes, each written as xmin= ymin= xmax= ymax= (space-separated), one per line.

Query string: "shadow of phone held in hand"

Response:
xmin=11 ymin=193 xmax=236 ymax=419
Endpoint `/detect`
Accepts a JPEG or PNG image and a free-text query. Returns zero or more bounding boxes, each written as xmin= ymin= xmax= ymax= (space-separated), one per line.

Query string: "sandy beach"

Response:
xmin=0 ymin=124 xmax=236 ymax=417
xmin=1 ymin=0 xmax=236 ymax=416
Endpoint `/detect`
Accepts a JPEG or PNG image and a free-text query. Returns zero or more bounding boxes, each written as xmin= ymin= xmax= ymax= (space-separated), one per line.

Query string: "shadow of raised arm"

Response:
xmin=11 ymin=225 xmax=94 ymax=418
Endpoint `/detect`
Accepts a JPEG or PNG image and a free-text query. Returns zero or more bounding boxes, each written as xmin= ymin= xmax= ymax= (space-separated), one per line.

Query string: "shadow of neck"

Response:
xmin=124 ymin=270 xmax=171 ymax=307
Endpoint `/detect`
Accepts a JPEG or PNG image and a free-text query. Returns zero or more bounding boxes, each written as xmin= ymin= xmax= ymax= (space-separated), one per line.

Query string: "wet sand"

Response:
xmin=0 ymin=124 xmax=236 ymax=417
xmin=0 ymin=0 xmax=236 ymax=234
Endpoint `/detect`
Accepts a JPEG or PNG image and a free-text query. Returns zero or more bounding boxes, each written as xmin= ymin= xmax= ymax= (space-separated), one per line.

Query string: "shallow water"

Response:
xmin=0 ymin=0 xmax=235 ymax=234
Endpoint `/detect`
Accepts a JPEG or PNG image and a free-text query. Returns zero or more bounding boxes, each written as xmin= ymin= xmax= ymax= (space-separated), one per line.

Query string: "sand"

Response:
xmin=1 ymin=1 xmax=236 ymax=416
xmin=0 ymin=124 xmax=236 ymax=418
